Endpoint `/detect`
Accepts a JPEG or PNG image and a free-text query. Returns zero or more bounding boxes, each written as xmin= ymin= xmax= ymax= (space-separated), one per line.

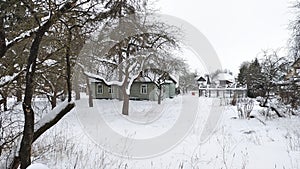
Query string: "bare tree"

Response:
xmin=0 ymin=1 xmax=146 ymax=168
xmin=81 ymin=12 xmax=179 ymax=115
xmin=258 ymin=50 xmax=287 ymax=107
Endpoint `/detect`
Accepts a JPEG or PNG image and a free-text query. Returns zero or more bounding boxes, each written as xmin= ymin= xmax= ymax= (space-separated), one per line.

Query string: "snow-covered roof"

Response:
xmin=213 ymin=73 xmax=235 ymax=83
xmin=169 ymin=74 xmax=179 ymax=85
xmin=134 ymin=76 xmax=155 ymax=82
xmin=91 ymin=72 xmax=179 ymax=88
xmin=86 ymin=72 xmax=123 ymax=86
xmin=135 ymin=73 xmax=178 ymax=85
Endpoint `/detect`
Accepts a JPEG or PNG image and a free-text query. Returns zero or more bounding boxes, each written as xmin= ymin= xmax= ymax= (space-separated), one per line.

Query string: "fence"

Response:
xmin=198 ymin=87 xmax=247 ymax=98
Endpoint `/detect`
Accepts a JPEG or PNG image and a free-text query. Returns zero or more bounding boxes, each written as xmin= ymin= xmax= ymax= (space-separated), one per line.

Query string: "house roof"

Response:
xmin=136 ymin=73 xmax=178 ymax=85
xmin=212 ymin=73 xmax=235 ymax=83
xmin=134 ymin=76 xmax=154 ymax=83
xmin=197 ymin=76 xmax=206 ymax=82
xmin=91 ymin=71 xmax=179 ymax=87
xmin=168 ymin=74 xmax=179 ymax=85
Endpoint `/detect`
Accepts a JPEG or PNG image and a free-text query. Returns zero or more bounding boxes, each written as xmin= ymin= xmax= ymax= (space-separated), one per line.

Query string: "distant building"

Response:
xmin=211 ymin=72 xmax=235 ymax=87
xmin=196 ymin=75 xmax=209 ymax=87
xmin=197 ymin=72 xmax=246 ymax=98
xmin=197 ymin=72 xmax=235 ymax=88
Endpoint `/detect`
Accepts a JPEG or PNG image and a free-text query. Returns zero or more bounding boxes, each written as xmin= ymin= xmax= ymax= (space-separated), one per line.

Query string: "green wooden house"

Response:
xmin=91 ymin=75 xmax=178 ymax=101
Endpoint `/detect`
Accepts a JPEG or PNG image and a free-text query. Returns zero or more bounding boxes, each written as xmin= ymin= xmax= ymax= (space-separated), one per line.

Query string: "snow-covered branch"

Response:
xmin=126 ymin=73 xmax=140 ymax=95
xmin=33 ymin=100 xmax=75 ymax=141
xmin=5 ymin=27 xmax=39 ymax=48
xmin=0 ymin=71 xmax=23 ymax=87
xmin=125 ymin=56 xmax=148 ymax=95
xmin=93 ymin=57 xmax=118 ymax=66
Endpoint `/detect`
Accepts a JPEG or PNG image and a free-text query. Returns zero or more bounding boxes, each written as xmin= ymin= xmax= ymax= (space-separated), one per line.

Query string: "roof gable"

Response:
xmin=197 ymin=76 xmax=206 ymax=82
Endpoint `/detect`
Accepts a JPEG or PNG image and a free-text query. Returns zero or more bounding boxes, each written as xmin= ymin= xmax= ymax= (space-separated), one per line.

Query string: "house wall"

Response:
xmin=91 ymin=82 xmax=96 ymax=98
xmin=219 ymin=80 xmax=227 ymax=87
xmin=149 ymin=86 xmax=158 ymax=101
xmin=198 ymin=82 xmax=207 ymax=88
xmin=130 ymin=82 xmax=157 ymax=100
xmin=92 ymin=81 xmax=176 ymax=101
xmin=91 ymin=82 xmax=119 ymax=99
xmin=160 ymin=83 xmax=176 ymax=99
xmin=168 ymin=83 xmax=176 ymax=98
xmin=162 ymin=84 xmax=169 ymax=99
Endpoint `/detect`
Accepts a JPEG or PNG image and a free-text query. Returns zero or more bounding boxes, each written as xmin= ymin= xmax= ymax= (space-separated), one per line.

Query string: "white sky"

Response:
xmin=158 ymin=0 xmax=293 ymax=75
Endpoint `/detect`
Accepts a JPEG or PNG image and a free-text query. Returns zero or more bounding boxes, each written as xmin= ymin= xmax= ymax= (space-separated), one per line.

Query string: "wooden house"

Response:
xmin=91 ymin=74 xmax=178 ymax=101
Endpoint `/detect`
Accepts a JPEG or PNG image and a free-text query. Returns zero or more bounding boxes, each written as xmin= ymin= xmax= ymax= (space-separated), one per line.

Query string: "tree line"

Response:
xmin=237 ymin=2 xmax=300 ymax=112
xmin=0 ymin=1 xmax=197 ymax=168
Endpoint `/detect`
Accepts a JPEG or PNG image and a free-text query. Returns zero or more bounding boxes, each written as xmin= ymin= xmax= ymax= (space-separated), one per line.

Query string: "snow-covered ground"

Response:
xmin=31 ymin=94 xmax=300 ymax=169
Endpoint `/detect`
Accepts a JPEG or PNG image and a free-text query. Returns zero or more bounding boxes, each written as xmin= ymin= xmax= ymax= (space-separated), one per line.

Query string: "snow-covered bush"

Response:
xmin=255 ymin=96 xmax=299 ymax=118
xmin=237 ymin=98 xmax=254 ymax=119
xmin=0 ymin=102 xmax=24 ymax=168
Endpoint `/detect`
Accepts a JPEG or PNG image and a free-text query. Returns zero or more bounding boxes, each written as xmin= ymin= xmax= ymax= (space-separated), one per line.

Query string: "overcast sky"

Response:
xmin=157 ymin=0 xmax=293 ymax=75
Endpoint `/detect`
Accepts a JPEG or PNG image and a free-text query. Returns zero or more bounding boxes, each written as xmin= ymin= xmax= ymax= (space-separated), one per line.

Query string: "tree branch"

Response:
xmin=33 ymin=101 xmax=75 ymax=142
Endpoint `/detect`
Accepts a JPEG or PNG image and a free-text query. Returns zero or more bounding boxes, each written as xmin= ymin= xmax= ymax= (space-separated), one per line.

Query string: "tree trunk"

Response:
xmin=75 ymin=86 xmax=80 ymax=100
xmin=0 ymin=92 xmax=8 ymax=111
xmin=65 ymin=29 xmax=72 ymax=102
xmin=10 ymin=2 xmax=78 ymax=168
xmin=3 ymin=97 xmax=7 ymax=111
xmin=122 ymin=94 xmax=129 ymax=116
xmin=9 ymin=102 xmax=75 ymax=169
xmin=19 ymin=31 xmax=44 ymax=169
xmin=85 ymin=76 xmax=93 ymax=107
xmin=158 ymin=86 xmax=162 ymax=105
xmin=0 ymin=16 xmax=7 ymax=59
xmin=0 ymin=98 xmax=6 ymax=111
xmin=259 ymin=104 xmax=284 ymax=118
xmin=122 ymin=85 xmax=129 ymax=115
xmin=16 ymin=77 xmax=22 ymax=102
xmin=74 ymin=72 xmax=81 ymax=100
xmin=118 ymin=54 xmax=123 ymax=100
xmin=9 ymin=157 xmax=20 ymax=169
xmin=19 ymin=106 xmax=34 ymax=169
xmin=16 ymin=90 xmax=22 ymax=102
xmin=50 ymin=92 xmax=57 ymax=109
xmin=262 ymin=90 xmax=270 ymax=107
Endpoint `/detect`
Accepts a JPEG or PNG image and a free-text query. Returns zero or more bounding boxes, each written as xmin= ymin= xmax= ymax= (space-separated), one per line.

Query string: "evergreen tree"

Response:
xmin=237 ymin=62 xmax=249 ymax=86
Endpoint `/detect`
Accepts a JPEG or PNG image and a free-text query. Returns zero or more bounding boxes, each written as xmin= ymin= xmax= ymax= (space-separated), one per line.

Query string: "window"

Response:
xmin=108 ymin=86 xmax=113 ymax=93
xmin=140 ymin=84 xmax=147 ymax=94
xmin=97 ymin=84 xmax=103 ymax=94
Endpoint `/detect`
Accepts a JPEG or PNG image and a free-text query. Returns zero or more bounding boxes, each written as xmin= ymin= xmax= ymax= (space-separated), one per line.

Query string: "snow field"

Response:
xmin=29 ymin=95 xmax=300 ymax=169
